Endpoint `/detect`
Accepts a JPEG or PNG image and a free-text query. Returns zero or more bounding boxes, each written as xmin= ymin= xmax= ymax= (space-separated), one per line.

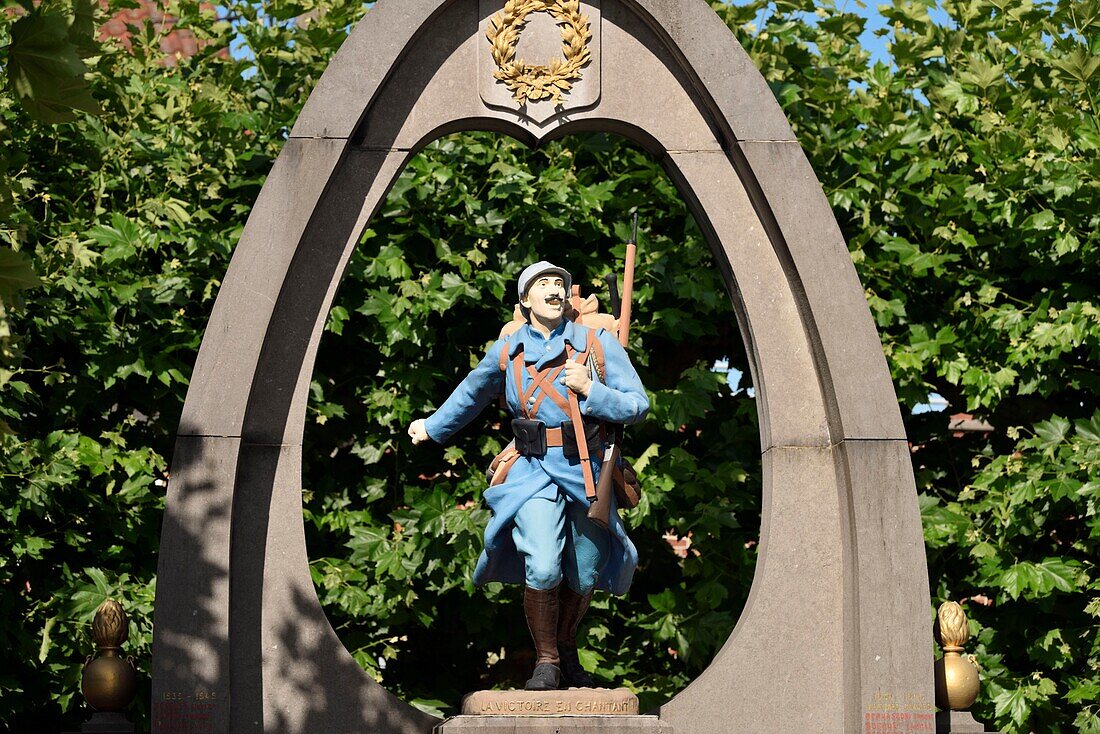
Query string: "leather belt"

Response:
xmin=545 ymin=427 xmax=565 ymax=447
xmin=512 ymin=421 xmax=604 ymax=457
xmin=535 ymin=427 xmax=602 ymax=451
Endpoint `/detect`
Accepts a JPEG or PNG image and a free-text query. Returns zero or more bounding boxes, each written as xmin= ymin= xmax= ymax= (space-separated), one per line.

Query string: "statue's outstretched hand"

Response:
xmin=408 ymin=419 xmax=429 ymax=445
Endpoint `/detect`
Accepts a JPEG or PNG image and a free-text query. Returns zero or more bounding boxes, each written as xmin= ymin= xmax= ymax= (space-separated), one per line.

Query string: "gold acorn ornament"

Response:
xmin=934 ymin=601 xmax=981 ymax=710
xmin=81 ymin=600 xmax=137 ymax=713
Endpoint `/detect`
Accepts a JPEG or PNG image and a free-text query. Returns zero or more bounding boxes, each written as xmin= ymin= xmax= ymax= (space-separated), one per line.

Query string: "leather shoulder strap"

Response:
xmin=588 ymin=330 xmax=606 ymax=382
xmin=497 ymin=336 xmax=517 ymax=409
xmin=499 ymin=336 xmax=516 ymax=372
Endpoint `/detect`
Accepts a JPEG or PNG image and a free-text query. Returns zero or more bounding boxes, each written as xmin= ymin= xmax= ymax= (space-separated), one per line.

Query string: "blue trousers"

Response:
xmin=512 ymin=491 xmax=610 ymax=594
xmin=475 ymin=452 xmax=636 ymax=595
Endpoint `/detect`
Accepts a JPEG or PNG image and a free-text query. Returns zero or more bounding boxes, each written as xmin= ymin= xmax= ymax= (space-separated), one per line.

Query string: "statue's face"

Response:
xmin=522 ymin=274 xmax=567 ymax=323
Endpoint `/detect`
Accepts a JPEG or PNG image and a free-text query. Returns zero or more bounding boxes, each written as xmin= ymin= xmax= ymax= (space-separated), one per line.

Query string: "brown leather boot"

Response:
xmin=523 ymin=586 xmax=561 ymax=690
xmin=557 ymin=585 xmax=595 ymax=688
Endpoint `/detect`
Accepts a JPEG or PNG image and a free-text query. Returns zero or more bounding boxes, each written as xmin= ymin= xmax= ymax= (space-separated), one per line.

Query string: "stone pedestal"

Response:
xmin=63 ymin=712 xmax=137 ymax=733
xmin=442 ymin=689 xmax=663 ymax=733
xmin=461 ymin=688 xmax=639 ymax=716
xmin=437 ymin=715 xmax=670 ymax=733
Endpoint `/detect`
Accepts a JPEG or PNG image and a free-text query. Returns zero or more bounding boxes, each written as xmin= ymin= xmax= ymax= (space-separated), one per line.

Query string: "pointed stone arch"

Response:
xmin=152 ymin=1 xmax=934 ymax=732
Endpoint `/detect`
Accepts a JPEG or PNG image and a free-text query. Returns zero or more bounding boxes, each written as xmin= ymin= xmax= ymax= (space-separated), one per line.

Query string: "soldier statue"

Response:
xmin=408 ymin=260 xmax=648 ymax=691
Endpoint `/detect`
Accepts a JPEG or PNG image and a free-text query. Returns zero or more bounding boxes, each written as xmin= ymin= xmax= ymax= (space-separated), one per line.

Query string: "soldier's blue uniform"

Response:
xmin=423 ymin=318 xmax=649 ymax=596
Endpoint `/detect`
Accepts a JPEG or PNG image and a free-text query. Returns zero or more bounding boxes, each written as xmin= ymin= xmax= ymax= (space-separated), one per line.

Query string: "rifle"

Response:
xmin=587 ymin=213 xmax=638 ymax=529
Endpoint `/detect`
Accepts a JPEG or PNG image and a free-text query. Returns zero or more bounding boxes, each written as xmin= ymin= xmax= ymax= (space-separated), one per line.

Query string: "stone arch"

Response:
xmin=151 ymin=1 xmax=933 ymax=732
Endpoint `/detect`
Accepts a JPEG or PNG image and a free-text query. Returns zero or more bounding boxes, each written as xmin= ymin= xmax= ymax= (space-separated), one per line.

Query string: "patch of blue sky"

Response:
xmin=912 ymin=392 xmax=948 ymax=414
xmin=224 ymin=3 xmax=257 ymax=76
xmin=230 ymin=29 xmax=255 ymax=65
xmin=712 ymin=358 xmax=753 ymax=397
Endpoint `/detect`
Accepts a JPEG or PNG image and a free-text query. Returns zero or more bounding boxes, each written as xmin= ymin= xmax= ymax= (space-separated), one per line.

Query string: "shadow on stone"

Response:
xmin=151 ymin=427 xmax=231 ymax=731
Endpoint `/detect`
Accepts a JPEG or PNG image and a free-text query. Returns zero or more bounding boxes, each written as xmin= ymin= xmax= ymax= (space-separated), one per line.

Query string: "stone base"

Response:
xmin=461 ymin=688 xmax=639 ymax=717
xmin=937 ymin=710 xmax=1000 ymax=733
xmin=436 ymin=715 xmax=670 ymax=732
xmin=62 ymin=712 xmax=137 ymax=733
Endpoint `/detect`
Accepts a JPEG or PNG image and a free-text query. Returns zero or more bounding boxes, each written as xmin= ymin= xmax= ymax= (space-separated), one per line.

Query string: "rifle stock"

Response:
xmin=587 ymin=439 xmax=619 ymax=529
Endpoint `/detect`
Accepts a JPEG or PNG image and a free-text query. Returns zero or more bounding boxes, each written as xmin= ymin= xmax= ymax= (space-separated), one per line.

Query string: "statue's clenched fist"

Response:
xmin=408 ymin=418 xmax=429 ymax=444
xmin=562 ymin=360 xmax=592 ymax=397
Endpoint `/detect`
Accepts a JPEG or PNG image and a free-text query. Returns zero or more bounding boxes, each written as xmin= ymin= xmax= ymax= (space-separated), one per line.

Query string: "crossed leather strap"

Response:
xmin=500 ymin=328 xmax=603 ymax=500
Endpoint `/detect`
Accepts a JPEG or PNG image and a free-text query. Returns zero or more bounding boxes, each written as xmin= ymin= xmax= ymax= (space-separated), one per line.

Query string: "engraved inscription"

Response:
xmin=864 ymin=691 xmax=935 ymax=733
xmin=477 ymin=698 xmax=634 ymax=714
xmin=152 ymin=690 xmax=219 ymax=734
xmin=462 ymin=688 xmax=639 ymax=717
xmin=864 ymin=712 xmax=936 ymax=733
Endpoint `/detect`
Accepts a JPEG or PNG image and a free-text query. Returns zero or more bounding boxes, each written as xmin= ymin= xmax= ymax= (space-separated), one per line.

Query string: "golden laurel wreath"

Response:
xmin=486 ymin=0 xmax=592 ymax=106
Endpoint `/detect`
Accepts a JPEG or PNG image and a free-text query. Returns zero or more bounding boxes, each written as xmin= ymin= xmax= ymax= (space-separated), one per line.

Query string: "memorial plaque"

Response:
xmin=438 ymin=715 xmax=669 ymax=733
xmin=461 ymin=688 xmax=639 ymax=716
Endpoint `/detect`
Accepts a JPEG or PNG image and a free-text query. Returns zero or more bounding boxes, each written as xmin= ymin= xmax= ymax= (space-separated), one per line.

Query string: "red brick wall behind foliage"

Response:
xmin=98 ymin=0 xmax=223 ymax=65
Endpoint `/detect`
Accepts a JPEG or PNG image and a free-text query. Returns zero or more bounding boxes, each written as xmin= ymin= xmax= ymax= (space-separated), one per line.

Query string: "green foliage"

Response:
xmin=3 ymin=0 xmax=101 ymax=124
xmin=923 ymin=413 xmax=1100 ymax=731
xmin=0 ymin=0 xmax=1097 ymax=731
xmin=0 ymin=0 xmax=369 ymax=728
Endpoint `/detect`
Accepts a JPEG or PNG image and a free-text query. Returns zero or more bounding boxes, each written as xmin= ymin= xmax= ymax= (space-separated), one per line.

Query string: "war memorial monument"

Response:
xmin=147 ymin=1 xmax=982 ymax=731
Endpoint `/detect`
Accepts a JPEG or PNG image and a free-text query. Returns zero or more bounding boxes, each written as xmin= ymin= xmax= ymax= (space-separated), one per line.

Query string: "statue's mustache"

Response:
xmin=544 ymin=295 xmax=563 ymax=304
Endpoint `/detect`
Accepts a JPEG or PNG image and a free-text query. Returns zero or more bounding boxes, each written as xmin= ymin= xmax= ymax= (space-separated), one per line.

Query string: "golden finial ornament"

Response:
xmin=934 ymin=601 xmax=980 ymax=710
xmin=81 ymin=599 xmax=137 ymax=713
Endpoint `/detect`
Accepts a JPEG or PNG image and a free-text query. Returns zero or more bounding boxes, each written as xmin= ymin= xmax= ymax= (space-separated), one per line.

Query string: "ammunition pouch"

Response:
xmin=509 ymin=418 xmax=603 ymax=459
xmin=561 ymin=420 xmax=603 ymax=462
xmin=512 ymin=418 xmax=547 ymax=456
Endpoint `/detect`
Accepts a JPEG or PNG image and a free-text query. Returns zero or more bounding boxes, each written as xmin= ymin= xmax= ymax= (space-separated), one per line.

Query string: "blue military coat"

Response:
xmin=424 ymin=319 xmax=649 ymax=595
